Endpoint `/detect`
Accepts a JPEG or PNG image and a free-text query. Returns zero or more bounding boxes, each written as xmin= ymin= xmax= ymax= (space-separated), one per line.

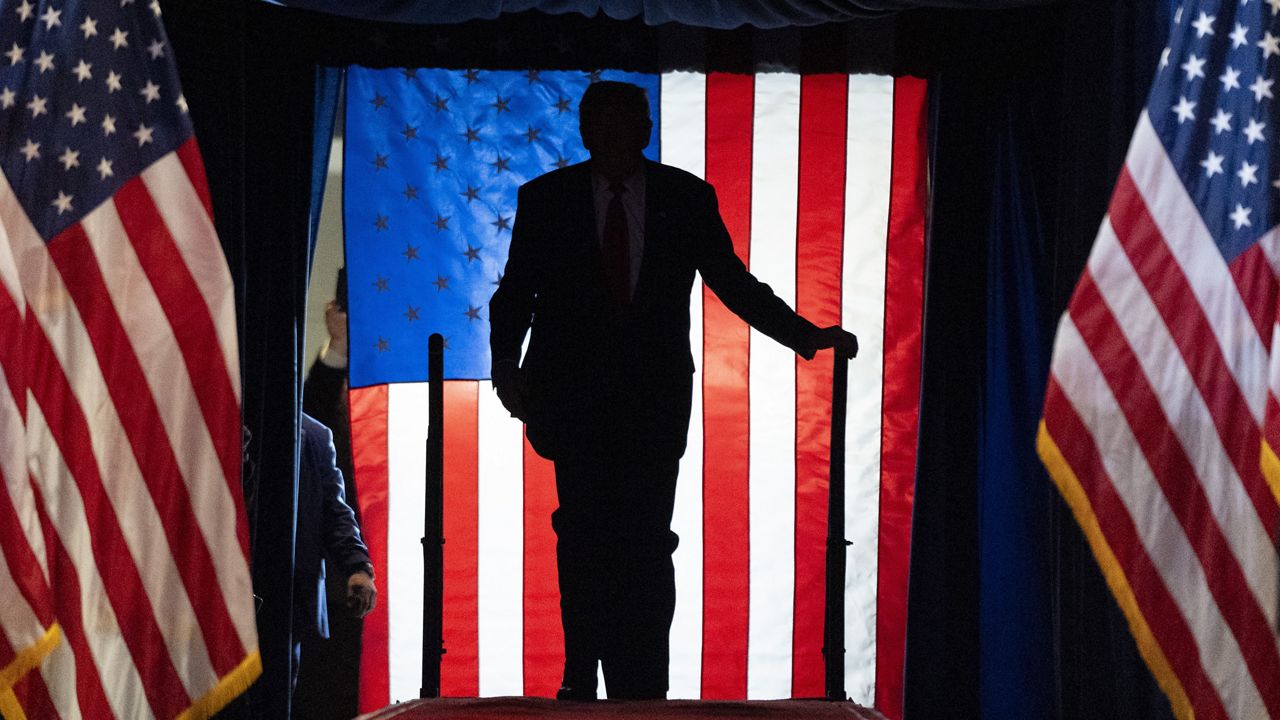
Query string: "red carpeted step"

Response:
xmin=357 ymin=697 xmax=884 ymax=720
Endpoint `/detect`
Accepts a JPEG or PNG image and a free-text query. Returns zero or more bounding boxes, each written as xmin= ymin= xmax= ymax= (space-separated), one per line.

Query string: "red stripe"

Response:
xmin=1109 ymin=170 xmax=1278 ymax=538
xmin=1267 ymin=393 xmax=1280 ymax=456
xmin=0 ymin=277 xmax=23 ymax=411
xmin=791 ymin=73 xmax=847 ymax=698
xmin=441 ymin=381 xmax=479 ymax=696
xmin=46 ymin=223 xmax=245 ymax=677
xmin=875 ymin=75 xmax=927 ymax=719
xmin=112 ymin=179 xmax=248 ymax=556
xmin=22 ymin=313 xmax=190 ymax=717
xmin=9 ymin=649 xmax=58 ymax=720
xmin=27 ymin=480 xmax=114 ymax=718
xmin=1070 ymin=272 xmax=1280 ymax=716
xmin=351 ymin=385 xmax=390 ymax=712
xmin=0 ymin=473 xmax=54 ymax=630
xmin=1043 ymin=380 xmax=1230 ymax=720
xmin=175 ymin=137 xmax=216 ymax=222
xmin=522 ymin=433 xmax=561 ymax=697
xmin=1227 ymin=244 xmax=1276 ymax=349
xmin=701 ymin=71 xmax=754 ymax=700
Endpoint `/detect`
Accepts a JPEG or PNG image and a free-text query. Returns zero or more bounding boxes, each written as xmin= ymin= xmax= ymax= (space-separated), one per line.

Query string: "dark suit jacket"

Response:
xmin=489 ymin=160 xmax=818 ymax=460
xmin=296 ymin=413 xmax=372 ymax=640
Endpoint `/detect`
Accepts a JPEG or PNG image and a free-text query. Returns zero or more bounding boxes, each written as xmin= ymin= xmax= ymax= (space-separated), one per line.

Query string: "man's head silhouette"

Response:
xmin=578 ymin=81 xmax=652 ymax=181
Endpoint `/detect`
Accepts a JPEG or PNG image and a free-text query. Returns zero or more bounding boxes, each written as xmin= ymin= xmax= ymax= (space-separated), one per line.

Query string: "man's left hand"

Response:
xmin=800 ymin=326 xmax=858 ymax=360
xmin=347 ymin=571 xmax=377 ymax=618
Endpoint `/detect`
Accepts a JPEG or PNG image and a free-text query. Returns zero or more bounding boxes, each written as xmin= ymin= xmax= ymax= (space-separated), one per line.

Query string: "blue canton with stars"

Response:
xmin=1148 ymin=0 xmax=1280 ymax=262
xmin=344 ymin=67 xmax=661 ymax=385
xmin=0 ymin=0 xmax=191 ymax=242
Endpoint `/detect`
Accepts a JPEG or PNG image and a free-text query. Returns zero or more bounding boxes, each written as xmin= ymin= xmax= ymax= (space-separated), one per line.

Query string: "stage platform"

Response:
xmin=357 ymin=697 xmax=885 ymax=720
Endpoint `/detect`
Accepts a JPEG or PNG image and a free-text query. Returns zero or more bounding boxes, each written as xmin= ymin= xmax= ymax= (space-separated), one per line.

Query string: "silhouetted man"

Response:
xmin=489 ymin=80 xmax=856 ymax=701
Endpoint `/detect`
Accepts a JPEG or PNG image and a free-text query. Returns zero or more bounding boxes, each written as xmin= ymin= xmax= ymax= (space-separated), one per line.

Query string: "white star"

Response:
xmin=25 ymin=95 xmax=47 ymax=118
xmin=1231 ymin=22 xmax=1249 ymax=48
xmin=101 ymin=114 xmax=116 ymax=135
xmin=1230 ymin=203 xmax=1253 ymax=229
xmin=1201 ymin=150 xmax=1225 ymax=177
xmin=1173 ymin=95 xmax=1197 ymax=123
xmin=175 ymin=93 xmax=188 ymax=113
xmin=15 ymin=0 xmax=33 ymax=21
xmin=1160 ymin=47 xmax=1171 ymax=70
xmin=1221 ymin=66 xmax=1242 ymax=91
xmin=1270 ymin=0 xmax=1280 ymax=15
xmin=146 ymin=38 xmax=164 ymax=59
xmin=64 ymin=103 xmax=86 ymax=126
xmin=105 ymin=70 xmax=122 ymax=93
xmin=33 ymin=50 xmax=54 ymax=73
xmin=19 ymin=139 xmax=39 ymax=161
xmin=1259 ymin=31 xmax=1280 ymax=58
xmin=149 ymin=0 xmax=160 ymax=16
xmin=1192 ymin=11 xmax=1216 ymax=37
xmin=39 ymin=5 xmax=61 ymax=30
xmin=80 ymin=15 xmax=97 ymax=38
xmin=133 ymin=123 xmax=154 ymax=146
xmin=50 ymin=191 xmax=73 ymax=215
xmin=72 ymin=59 xmax=91 ymax=82
xmin=96 ymin=157 xmax=113 ymax=180
xmin=1211 ymin=108 xmax=1233 ymax=133
xmin=109 ymin=27 xmax=128 ymax=49
xmin=0 ymin=87 xmax=13 ymax=109
xmin=121 ymin=0 xmax=135 ymax=5
xmin=1174 ymin=6 xmax=1183 ymax=24
xmin=57 ymin=147 xmax=79 ymax=170
xmin=139 ymin=79 xmax=160 ymax=103
xmin=1251 ymin=74 xmax=1274 ymax=101
xmin=1244 ymin=117 xmax=1267 ymax=144
xmin=4 ymin=43 xmax=22 ymax=66
xmin=1182 ymin=53 xmax=1207 ymax=81
xmin=1238 ymin=160 xmax=1259 ymax=187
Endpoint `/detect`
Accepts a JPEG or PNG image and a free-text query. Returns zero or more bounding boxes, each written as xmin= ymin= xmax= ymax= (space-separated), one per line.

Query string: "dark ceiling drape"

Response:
xmin=260 ymin=0 xmax=1049 ymax=28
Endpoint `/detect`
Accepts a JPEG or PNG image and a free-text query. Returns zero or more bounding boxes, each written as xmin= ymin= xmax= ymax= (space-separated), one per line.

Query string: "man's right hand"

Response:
xmin=492 ymin=360 xmax=530 ymax=422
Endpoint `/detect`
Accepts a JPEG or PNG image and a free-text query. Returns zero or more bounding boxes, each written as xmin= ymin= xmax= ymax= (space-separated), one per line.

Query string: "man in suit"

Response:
xmin=293 ymin=413 xmax=377 ymax=700
xmin=488 ymin=80 xmax=856 ymax=701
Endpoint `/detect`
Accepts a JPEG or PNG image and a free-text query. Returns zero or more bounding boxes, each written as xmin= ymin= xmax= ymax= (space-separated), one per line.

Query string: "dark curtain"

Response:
xmin=261 ymin=0 xmax=1048 ymax=29
xmin=906 ymin=2 xmax=1177 ymax=720
xmin=160 ymin=1 xmax=1184 ymax=718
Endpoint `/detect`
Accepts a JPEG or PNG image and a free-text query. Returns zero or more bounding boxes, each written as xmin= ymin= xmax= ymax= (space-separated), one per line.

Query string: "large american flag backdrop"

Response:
xmin=0 ymin=0 xmax=259 ymax=718
xmin=1039 ymin=1 xmax=1280 ymax=718
xmin=343 ymin=67 xmax=925 ymax=716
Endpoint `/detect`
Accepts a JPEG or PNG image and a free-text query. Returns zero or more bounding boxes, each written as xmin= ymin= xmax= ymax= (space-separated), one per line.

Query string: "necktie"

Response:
xmin=602 ymin=182 xmax=630 ymax=306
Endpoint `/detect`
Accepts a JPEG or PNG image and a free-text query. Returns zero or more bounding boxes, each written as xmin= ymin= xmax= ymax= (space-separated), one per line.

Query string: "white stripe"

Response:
xmin=662 ymin=70 xmax=706 ymax=700
xmin=476 ymin=382 xmax=524 ymax=696
xmin=139 ymin=154 xmax=241 ymax=401
xmin=1089 ymin=220 xmax=1279 ymax=623
xmin=1126 ymin=113 xmax=1269 ymax=424
xmin=82 ymin=198 xmax=257 ymax=653
xmin=386 ymin=381 xmax=429 ymax=703
xmin=745 ymin=72 xmax=799 ymax=700
xmin=0 ymin=202 xmax=23 ymax=310
xmin=842 ymin=73 xmax=894 ymax=705
xmin=1255 ymin=225 xmax=1280 ymax=277
xmin=1051 ymin=314 xmax=1268 ymax=719
xmin=0 ymin=543 xmax=46 ymax=665
xmin=4 ymin=179 xmax=217 ymax=700
xmin=24 ymin=402 xmax=155 ymax=720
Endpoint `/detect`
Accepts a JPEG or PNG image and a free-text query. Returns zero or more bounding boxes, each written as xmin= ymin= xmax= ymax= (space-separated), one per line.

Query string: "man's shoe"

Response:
xmin=555 ymin=685 xmax=597 ymax=702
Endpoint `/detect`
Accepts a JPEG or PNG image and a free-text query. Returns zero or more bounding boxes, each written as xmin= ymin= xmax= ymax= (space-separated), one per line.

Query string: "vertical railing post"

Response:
xmin=421 ymin=333 xmax=445 ymax=698
xmin=824 ymin=351 xmax=851 ymax=701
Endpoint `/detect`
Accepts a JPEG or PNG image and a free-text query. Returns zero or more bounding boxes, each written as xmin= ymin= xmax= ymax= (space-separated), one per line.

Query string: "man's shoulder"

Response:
xmin=300 ymin=413 xmax=333 ymax=447
xmin=646 ymin=160 xmax=710 ymax=191
xmin=521 ymin=162 xmax=588 ymax=194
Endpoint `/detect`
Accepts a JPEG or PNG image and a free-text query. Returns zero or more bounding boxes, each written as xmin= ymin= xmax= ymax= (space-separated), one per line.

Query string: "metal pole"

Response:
xmin=824 ymin=351 xmax=850 ymax=701
xmin=421 ymin=333 xmax=445 ymax=698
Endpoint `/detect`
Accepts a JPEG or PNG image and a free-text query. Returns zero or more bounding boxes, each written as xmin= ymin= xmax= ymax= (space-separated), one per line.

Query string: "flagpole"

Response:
xmin=824 ymin=350 xmax=850 ymax=701
xmin=421 ymin=333 xmax=445 ymax=698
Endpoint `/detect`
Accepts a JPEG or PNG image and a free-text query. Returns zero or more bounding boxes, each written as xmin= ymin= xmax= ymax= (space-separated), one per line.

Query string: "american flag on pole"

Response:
xmin=0 ymin=0 xmax=260 ymax=718
xmin=343 ymin=67 xmax=925 ymax=717
xmin=1038 ymin=1 xmax=1280 ymax=718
